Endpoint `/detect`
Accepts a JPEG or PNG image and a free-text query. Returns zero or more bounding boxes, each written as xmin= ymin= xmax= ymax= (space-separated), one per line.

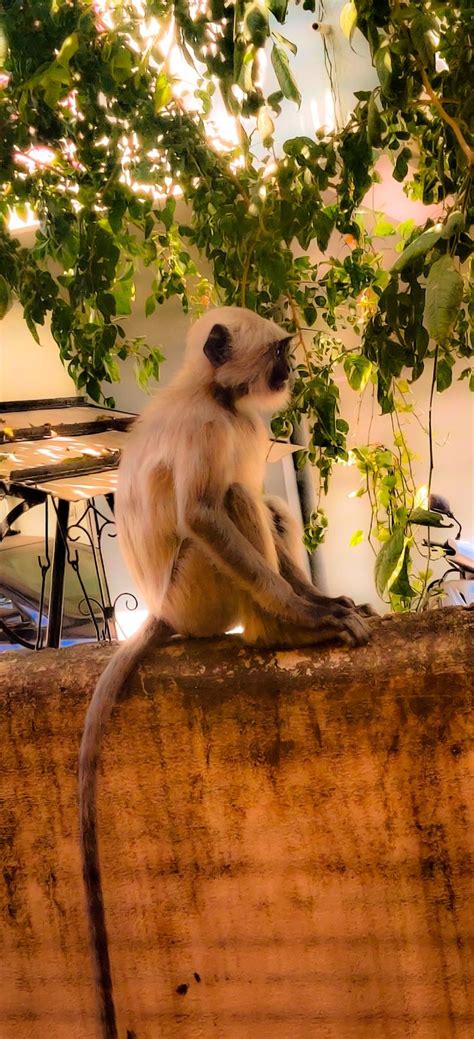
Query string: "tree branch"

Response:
xmin=418 ymin=66 xmax=474 ymax=167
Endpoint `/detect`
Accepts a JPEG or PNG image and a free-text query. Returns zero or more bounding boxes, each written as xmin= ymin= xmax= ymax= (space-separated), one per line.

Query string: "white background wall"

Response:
xmin=2 ymin=258 xmax=473 ymax=616
xmin=1 ymin=0 xmax=473 ymax=614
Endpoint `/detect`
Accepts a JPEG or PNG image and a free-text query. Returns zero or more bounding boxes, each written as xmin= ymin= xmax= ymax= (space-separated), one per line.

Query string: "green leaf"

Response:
xmin=436 ymin=357 xmax=453 ymax=391
xmin=344 ymin=354 xmax=373 ymax=391
xmin=111 ymin=45 xmax=133 ymax=84
xmin=390 ymin=223 xmax=444 ymax=273
xmin=272 ymin=31 xmax=297 ymax=55
xmin=441 ymin=210 xmax=465 ymax=239
xmin=0 ymin=275 xmax=12 ymax=319
xmin=373 ymin=216 xmax=395 ymax=237
xmin=55 ymin=33 xmax=79 ymax=68
xmin=271 ymin=44 xmax=301 ymax=106
xmin=423 ymin=256 xmax=464 ymax=343
xmin=340 ymin=2 xmax=358 ymax=42
xmin=374 ymin=525 xmax=405 ymax=596
xmin=393 ymin=147 xmax=411 ymax=182
xmin=409 ymin=508 xmax=451 ymax=527
xmin=314 ymin=210 xmax=334 ymax=251
xmin=410 ymin=13 xmax=437 ymax=70
xmin=367 ymin=92 xmax=384 ymax=147
xmin=160 ymin=198 xmax=176 ymax=230
xmin=145 ymin=295 xmax=156 ymax=317
xmin=269 ymin=0 xmax=289 ymax=22
xmin=154 ymin=72 xmax=171 ymax=112
xmin=244 ymin=3 xmax=269 ymax=46
xmin=374 ymin=41 xmax=393 ymax=98
xmin=113 ymin=277 xmax=135 ymax=316
xmin=257 ymin=106 xmax=275 ymax=147
xmin=389 ymin=546 xmax=415 ymax=599
xmin=397 ymin=219 xmax=416 ymax=240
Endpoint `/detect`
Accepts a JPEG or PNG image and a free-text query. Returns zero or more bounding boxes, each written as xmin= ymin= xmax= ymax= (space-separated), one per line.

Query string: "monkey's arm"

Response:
xmin=265 ymin=497 xmax=378 ymax=618
xmin=182 ymin=500 xmax=318 ymax=627
xmin=173 ymin=420 xmax=307 ymax=624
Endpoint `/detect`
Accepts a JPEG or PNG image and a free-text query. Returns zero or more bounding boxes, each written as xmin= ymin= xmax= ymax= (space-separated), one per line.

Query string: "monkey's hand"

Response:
xmin=293 ymin=595 xmax=372 ymax=647
xmin=270 ymin=533 xmax=377 ymax=628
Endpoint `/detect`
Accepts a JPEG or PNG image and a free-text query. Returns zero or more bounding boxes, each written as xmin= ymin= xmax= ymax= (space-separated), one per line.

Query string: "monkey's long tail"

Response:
xmin=79 ymin=616 xmax=173 ymax=1039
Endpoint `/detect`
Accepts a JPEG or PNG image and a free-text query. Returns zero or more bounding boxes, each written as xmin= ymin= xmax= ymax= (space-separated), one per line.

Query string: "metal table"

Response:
xmin=0 ymin=396 xmax=135 ymax=649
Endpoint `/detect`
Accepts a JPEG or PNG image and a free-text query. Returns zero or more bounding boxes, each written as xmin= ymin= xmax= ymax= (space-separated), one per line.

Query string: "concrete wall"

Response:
xmin=1 ymin=609 xmax=473 ymax=1039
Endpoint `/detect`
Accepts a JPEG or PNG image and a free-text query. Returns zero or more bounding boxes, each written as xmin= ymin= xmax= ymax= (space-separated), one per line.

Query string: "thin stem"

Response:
xmin=393 ymin=407 xmax=416 ymax=496
xmin=427 ymin=344 xmax=439 ymax=499
xmin=418 ymin=65 xmax=474 ymax=167
xmin=365 ymin=472 xmax=377 ymax=557
xmin=416 ymin=344 xmax=439 ymax=611
xmin=240 ymin=250 xmax=252 ymax=308
xmin=287 ymin=294 xmax=314 ymax=375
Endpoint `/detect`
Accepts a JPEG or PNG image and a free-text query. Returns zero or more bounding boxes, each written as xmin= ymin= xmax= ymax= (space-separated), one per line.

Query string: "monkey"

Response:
xmin=79 ymin=305 xmax=373 ymax=1039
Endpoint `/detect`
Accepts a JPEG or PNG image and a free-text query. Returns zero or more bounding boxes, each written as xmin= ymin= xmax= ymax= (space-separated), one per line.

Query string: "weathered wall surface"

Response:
xmin=0 ymin=609 xmax=473 ymax=1039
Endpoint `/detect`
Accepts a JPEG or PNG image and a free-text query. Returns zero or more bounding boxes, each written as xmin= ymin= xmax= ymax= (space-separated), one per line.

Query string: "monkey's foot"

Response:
xmin=298 ymin=602 xmax=372 ymax=647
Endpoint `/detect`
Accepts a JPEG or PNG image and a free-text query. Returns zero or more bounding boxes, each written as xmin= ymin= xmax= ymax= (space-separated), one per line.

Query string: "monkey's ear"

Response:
xmin=203 ymin=324 xmax=232 ymax=368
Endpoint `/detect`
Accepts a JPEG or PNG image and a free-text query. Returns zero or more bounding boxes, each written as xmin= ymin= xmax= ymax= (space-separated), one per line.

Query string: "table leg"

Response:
xmin=46 ymin=499 xmax=70 ymax=649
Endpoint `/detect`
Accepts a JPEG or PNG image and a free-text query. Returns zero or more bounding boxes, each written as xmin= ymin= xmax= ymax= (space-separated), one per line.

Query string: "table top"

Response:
xmin=0 ymin=396 xmax=301 ymax=502
xmin=0 ymin=397 xmax=134 ymax=501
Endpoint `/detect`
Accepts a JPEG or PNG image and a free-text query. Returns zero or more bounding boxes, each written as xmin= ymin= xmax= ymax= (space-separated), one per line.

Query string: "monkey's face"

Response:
xmin=189 ymin=307 xmax=294 ymax=412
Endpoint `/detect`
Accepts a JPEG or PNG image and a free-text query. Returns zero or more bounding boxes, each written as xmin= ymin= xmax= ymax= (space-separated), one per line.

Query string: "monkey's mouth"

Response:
xmin=269 ymin=367 xmax=290 ymax=392
xmin=269 ymin=375 xmax=289 ymax=392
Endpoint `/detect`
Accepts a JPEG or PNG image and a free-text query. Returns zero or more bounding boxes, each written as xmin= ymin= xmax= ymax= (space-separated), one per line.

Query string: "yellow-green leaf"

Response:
xmin=154 ymin=72 xmax=171 ymax=112
xmin=257 ymin=106 xmax=275 ymax=147
xmin=373 ymin=216 xmax=395 ymax=237
xmin=55 ymin=33 xmax=79 ymax=68
xmin=340 ymin=1 xmax=357 ymax=42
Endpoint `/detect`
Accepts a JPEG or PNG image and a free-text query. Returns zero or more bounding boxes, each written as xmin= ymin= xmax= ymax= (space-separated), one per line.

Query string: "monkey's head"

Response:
xmin=185 ymin=306 xmax=293 ymax=411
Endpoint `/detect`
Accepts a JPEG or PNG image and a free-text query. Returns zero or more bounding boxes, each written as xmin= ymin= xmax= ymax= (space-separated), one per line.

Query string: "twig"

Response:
xmin=287 ymin=295 xmax=314 ymax=375
xmin=418 ymin=66 xmax=474 ymax=167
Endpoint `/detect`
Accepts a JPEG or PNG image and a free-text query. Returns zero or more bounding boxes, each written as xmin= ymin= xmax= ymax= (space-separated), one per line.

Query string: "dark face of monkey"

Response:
xmin=268 ymin=338 xmax=292 ymax=392
xmin=200 ymin=316 xmax=293 ymax=411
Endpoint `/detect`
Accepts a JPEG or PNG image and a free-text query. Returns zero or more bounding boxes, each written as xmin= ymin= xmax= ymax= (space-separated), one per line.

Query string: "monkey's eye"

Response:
xmin=274 ymin=341 xmax=286 ymax=359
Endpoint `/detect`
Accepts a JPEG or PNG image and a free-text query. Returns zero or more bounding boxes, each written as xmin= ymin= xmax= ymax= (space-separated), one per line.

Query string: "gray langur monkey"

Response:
xmin=79 ymin=305 xmax=373 ymax=1039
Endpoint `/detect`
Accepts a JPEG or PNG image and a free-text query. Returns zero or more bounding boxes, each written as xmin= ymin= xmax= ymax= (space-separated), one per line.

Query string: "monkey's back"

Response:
xmin=115 ymin=396 xmax=180 ymax=617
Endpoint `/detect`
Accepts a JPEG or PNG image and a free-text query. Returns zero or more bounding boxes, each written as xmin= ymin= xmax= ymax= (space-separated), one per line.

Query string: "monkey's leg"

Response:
xmin=223 ymin=484 xmax=371 ymax=647
xmin=265 ymin=495 xmax=377 ymax=618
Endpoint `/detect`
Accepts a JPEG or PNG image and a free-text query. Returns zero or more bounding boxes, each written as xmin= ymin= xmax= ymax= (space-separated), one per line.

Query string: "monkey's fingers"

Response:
xmin=289 ymin=596 xmax=373 ymax=646
xmin=355 ymin=603 xmax=378 ymax=617
xmin=303 ymin=613 xmax=359 ymax=648
xmin=314 ymin=601 xmax=372 ymax=646
xmin=328 ymin=594 xmax=378 ymax=619
xmin=336 ymin=608 xmax=372 ymax=645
